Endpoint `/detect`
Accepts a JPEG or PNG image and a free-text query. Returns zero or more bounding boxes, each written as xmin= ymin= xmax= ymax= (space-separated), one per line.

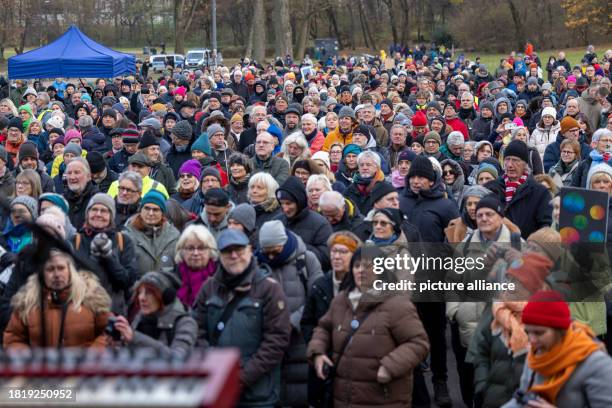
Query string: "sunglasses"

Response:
xmin=372 ymin=220 xmax=392 ymax=227
xmin=443 ymin=170 xmax=456 ymax=176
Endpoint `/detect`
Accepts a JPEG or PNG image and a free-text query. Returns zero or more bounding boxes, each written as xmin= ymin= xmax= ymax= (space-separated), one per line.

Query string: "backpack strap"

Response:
xmin=510 ymin=232 xmax=521 ymax=250
xmin=209 ymin=291 xmax=247 ymax=346
xmin=115 ymin=232 xmax=124 ymax=252
xmin=295 ymin=254 xmax=308 ymax=294
xmin=75 ymin=233 xmax=81 ymax=251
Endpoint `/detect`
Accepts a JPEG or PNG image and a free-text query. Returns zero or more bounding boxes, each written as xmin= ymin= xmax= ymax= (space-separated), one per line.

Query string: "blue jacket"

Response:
xmin=543 ymin=133 xmax=591 ymax=172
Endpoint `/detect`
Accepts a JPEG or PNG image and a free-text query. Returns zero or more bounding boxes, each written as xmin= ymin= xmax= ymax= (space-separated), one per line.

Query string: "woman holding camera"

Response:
xmin=307 ymin=245 xmax=429 ymax=408
xmin=112 ymin=270 xmax=197 ymax=359
xmin=502 ymin=291 xmax=612 ymax=408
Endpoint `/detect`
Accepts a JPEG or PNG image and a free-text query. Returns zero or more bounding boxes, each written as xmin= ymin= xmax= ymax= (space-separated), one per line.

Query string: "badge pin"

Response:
xmin=217 ymin=321 xmax=225 ymax=331
xmin=350 ymin=319 xmax=359 ymax=330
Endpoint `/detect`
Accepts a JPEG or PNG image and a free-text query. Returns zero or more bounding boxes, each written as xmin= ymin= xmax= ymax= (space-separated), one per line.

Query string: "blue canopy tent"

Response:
xmin=8 ymin=26 xmax=136 ymax=79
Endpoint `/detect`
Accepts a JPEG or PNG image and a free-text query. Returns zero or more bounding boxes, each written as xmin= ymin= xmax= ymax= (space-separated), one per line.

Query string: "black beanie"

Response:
xmin=138 ymin=130 xmax=160 ymax=149
xmin=476 ymin=195 xmax=504 ymax=217
xmin=371 ymin=181 xmax=397 ymax=205
xmin=18 ymin=142 xmax=38 ymax=161
xmin=504 ymin=140 xmax=529 ymax=163
xmin=374 ymin=208 xmax=403 ymax=234
xmin=407 ymin=155 xmax=436 ymax=182
xmin=86 ymin=151 xmax=107 ymax=174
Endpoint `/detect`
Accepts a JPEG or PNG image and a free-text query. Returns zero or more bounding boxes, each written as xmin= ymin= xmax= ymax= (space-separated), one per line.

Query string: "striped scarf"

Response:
xmin=503 ymin=173 xmax=528 ymax=202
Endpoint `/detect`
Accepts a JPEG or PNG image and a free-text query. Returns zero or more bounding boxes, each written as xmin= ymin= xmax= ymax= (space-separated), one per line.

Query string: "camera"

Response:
xmin=514 ymin=390 xmax=538 ymax=406
xmin=105 ymin=316 xmax=122 ymax=341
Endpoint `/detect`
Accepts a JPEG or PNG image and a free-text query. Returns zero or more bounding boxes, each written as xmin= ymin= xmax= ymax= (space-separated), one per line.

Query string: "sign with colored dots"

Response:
xmin=559 ymin=188 xmax=609 ymax=243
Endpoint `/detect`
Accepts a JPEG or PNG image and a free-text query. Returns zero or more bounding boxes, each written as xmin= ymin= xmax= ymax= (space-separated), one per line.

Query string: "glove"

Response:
xmin=91 ymin=233 xmax=113 ymax=258
xmin=0 ymin=252 xmax=17 ymax=269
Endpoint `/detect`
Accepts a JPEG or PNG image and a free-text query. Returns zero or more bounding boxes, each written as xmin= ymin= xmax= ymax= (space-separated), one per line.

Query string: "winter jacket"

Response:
xmin=124 ymin=215 xmax=180 ymax=279
xmin=254 ymin=199 xmax=282 ymax=232
xmin=381 ymin=145 xmax=411 ymax=170
xmin=0 ymin=169 xmax=15 ymax=200
xmin=72 ymin=228 xmax=139 ymax=314
xmin=81 ymin=126 xmax=107 ymax=153
xmin=94 ymin=168 xmax=118 ymax=195
xmin=571 ymin=149 xmax=609 ymax=188
xmin=107 ymin=148 xmax=133 ymax=174
xmin=485 ymin=176 xmax=552 ymax=239
xmin=130 ymin=298 xmax=197 ymax=359
xmin=529 ymin=121 xmax=561 ymax=159
xmin=322 ymin=126 xmax=355 ymax=152
xmin=249 ymin=155 xmax=290 ymax=186
xmin=4 ymin=272 xmax=111 ymax=349
xmin=64 ymin=181 xmax=99 ymax=229
xmin=501 ymin=350 xmax=612 ymax=408
xmin=577 ymin=91 xmax=602 ymax=130
xmin=330 ymin=199 xmax=368 ymax=241
xmin=150 ymin=162 xmax=177 ymax=196
xmin=543 ymin=133 xmax=591 ymax=173
xmin=166 ymin=145 xmax=193 ymax=178
xmin=227 ymin=176 xmax=249 ymax=205
xmin=445 ymin=117 xmax=469 ymax=140
xmin=194 ymin=260 xmax=291 ymax=407
xmin=466 ymin=307 xmax=526 ymax=408
xmin=549 ymin=159 xmax=580 ymax=188
xmin=262 ymin=234 xmax=323 ymax=407
xmin=471 ymin=116 xmax=493 ymax=142
xmin=400 ymin=176 xmax=460 ymax=243
xmin=307 ymin=291 xmax=430 ymax=408
xmin=364 ymin=118 xmax=389 ymax=148
xmin=278 ymin=208 xmax=333 ymax=272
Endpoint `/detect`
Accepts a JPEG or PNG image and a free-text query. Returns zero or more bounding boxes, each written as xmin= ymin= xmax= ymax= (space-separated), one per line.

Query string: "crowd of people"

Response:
xmin=0 ymin=42 xmax=611 ymax=407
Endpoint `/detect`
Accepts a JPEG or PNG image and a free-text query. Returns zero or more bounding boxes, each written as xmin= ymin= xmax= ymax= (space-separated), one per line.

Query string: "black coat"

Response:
xmin=166 ymin=145 xmax=193 ymax=178
xmin=277 ymin=208 xmax=333 ymax=271
xmin=485 ymin=176 xmax=552 ymax=239
xmin=63 ymin=181 xmax=99 ymax=229
xmin=470 ymin=116 xmax=493 ymax=142
xmin=399 ymin=177 xmax=460 ymax=243
xmin=571 ymin=157 xmax=593 ymax=188
xmin=227 ymin=177 xmax=249 ymax=205
xmin=238 ymin=127 xmax=257 ymax=153
xmin=107 ymin=148 xmax=133 ymax=174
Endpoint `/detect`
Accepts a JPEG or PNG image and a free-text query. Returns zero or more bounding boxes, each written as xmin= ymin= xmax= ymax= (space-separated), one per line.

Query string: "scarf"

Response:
xmin=491 ymin=301 xmax=529 ymax=356
xmin=256 ymin=231 xmax=297 ymax=269
xmin=219 ymin=259 xmax=254 ymax=290
xmin=304 ymin=128 xmax=318 ymax=143
xmin=503 ymin=172 xmax=528 ymax=203
xmin=354 ymin=169 xmax=385 ymax=196
xmin=528 ymin=322 xmax=602 ymax=404
xmin=369 ymin=234 xmax=398 ymax=245
xmin=177 ymin=260 xmax=217 ymax=307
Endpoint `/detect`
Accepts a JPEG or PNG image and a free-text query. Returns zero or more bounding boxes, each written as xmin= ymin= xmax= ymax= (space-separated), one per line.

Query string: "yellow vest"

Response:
xmin=106 ymin=175 xmax=169 ymax=199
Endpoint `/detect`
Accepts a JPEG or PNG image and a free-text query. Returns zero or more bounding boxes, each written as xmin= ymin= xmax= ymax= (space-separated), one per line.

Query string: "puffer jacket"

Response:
xmin=261 ymin=233 xmax=323 ymax=408
xmin=4 ymin=272 xmax=111 ymax=349
xmin=549 ymin=159 xmax=580 ymax=188
xmin=194 ymin=260 xmax=291 ymax=407
xmin=529 ymin=121 xmax=560 ymax=159
xmin=81 ymin=126 xmax=107 ymax=153
xmin=124 ymin=215 xmax=180 ymax=279
xmin=466 ymin=307 xmax=526 ymax=408
xmin=227 ymin=176 xmax=250 ymax=205
xmin=307 ymin=291 xmax=430 ymax=408
xmin=130 ymin=298 xmax=197 ymax=359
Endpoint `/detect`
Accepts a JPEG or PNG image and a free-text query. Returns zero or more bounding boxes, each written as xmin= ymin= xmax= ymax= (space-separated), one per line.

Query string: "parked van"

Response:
xmin=186 ymin=49 xmax=211 ymax=68
xmin=149 ymin=54 xmax=185 ymax=72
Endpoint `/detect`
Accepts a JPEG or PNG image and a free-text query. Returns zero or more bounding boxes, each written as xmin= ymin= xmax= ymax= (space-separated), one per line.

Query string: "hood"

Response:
xmin=276 ymin=176 xmax=308 ymax=212
xmin=493 ymin=97 xmax=512 ymax=119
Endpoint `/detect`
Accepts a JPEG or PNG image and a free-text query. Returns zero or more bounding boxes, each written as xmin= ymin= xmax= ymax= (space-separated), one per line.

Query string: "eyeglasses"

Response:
xmin=179 ymin=173 xmax=195 ymax=179
xmin=372 ymin=220 xmax=392 ymax=227
xmin=183 ymin=246 xmax=208 ymax=253
xmin=15 ymin=180 xmax=31 ymax=186
xmin=118 ymin=186 xmax=139 ymax=194
xmin=561 ymin=150 xmax=576 ymax=155
xmin=443 ymin=170 xmax=455 ymax=176
xmin=141 ymin=205 xmax=162 ymax=213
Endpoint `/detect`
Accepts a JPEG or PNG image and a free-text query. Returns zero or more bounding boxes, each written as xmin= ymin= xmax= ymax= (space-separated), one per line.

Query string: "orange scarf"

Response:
xmin=528 ymin=322 xmax=602 ymax=404
xmin=491 ymin=301 xmax=529 ymax=356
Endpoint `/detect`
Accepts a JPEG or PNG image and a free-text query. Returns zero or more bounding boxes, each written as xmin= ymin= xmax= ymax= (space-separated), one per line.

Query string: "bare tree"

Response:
xmin=273 ymin=0 xmax=293 ymax=58
xmin=174 ymin=0 xmax=202 ymax=54
xmin=252 ymin=0 xmax=266 ymax=62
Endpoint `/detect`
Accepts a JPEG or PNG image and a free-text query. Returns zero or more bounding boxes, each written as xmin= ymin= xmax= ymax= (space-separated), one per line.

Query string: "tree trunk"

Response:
xmin=273 ymin=0 xmax=293 ymax=59
xmin=295 ymin=13 xmax=311 ymax=60
xmin=252 ymin=0 xmax=266 ymax=62
xmin=245 ymin=16 xmax=255 ymax=58
xmin=358 ymin=0 xmax=377 ymax=50
xmin=384 ymin=0 xmax=399 ymax=45
xmin=327 ymin=4 xmax=343 ymax=49
xmin=174 ymin=0 xmax=183 ymax=54
xmin=400 ymin=0 xmax=410 ymax=45
xmin=506 ymin=0 xmax=526 ymax=51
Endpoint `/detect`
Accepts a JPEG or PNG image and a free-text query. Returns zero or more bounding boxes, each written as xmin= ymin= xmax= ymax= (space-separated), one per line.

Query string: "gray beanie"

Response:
xmin=11 ymin=196 xmax=38 ymax=220
xmin=172 ymin=120 xmax=193 ymax=140
xmin=229 ymin=203 xmax=256 ymax=234
xmin=338 ymin=106 xmax=356 ymax=121
xmin=78 ymin=115 xmax=93 ymax=128
xmin=63 ymin=143 xmax=83 ymax=157
xmin=0 ymin=145 xmax=7 ymax=163
xmin=259 ymin=220 xmax=288 ymax=248
xmin=206 ymin=123 xmax=225 ymax=138
xmin=447 ymin=131 xmax=465 ymax=146
xmin=86 ymin=193 xmax=116 ymax=221
xmin=462 ymin=185 xmax=492 ymax=201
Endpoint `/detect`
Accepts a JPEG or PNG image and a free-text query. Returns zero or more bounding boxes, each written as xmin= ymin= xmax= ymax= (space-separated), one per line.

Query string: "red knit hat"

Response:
xmin=521 ymin=290 xmax=571 ymax=329
xmin=506 ymin=253 xmax=553 ymax=293
xmin=412 ymin=110 xmax=428 ymax=127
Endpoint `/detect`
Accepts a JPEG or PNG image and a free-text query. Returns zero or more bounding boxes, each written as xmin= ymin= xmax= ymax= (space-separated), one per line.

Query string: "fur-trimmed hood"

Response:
xmin=11 ymin=271 xmax=111 ymax=320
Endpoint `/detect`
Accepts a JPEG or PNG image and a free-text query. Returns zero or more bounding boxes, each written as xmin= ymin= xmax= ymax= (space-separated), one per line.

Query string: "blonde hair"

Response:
xmin=175 ymin=224 xmax=218 ymax=263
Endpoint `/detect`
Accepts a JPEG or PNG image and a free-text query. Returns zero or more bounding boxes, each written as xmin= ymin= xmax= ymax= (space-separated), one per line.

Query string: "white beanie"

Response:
xmin=312 ymin=151 xmax=331 ymax=169
xmin=541 ymin=106 xmax=557 ymax=118
xmin=301 ymin=113 xmax=318 ymax=125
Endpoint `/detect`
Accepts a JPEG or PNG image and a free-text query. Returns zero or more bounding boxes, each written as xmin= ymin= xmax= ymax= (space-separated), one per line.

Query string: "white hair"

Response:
xmin=319 ymin=190 xmax=345 ymax=209
xmin=175 ymin=224 xmax=218 ymax=263
xmin=428 ymin=156 xmax=442 ymax=177
xmin=280 ymin=132 xmax=310 ymax=164
xmin=301 ymin=113 xmax=317 ymax=124
xmin=306 ymin=174 xmax=332 ymax=194
xmin=357 ymin=150 xmax=381 ymax=168
xmin=248 ymin=172 xmax=279 ymax=202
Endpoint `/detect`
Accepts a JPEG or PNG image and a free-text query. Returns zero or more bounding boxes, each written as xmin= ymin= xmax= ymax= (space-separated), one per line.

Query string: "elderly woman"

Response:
xmin=172 ymin=159 xmax=201 ymax=204
xmin=307 ymin=245 xmax=430 ymax=408
xmin=279 ymin=133 xmax=310 ymax=168
xmin=15 ymin=169 xmax=42 ymax=199
xmin=112 ymin=271 xmax=197 ymax=359
xmin=125 ymin=190 xmax=180 ymax=279
xmin=114 ymin=171 xmax=143 ymax=227
xmin=248 ymin=172 xmax=281 ymax=230
xmin=548 ymin=139 xmax=581 ymax=188
xmin=367 ymin=208 xmax=411 ymax=259
xmin=174 ymin=225 xmax=218 ymax=308
xmin=306 ymin=174 xmax=332 ymax=211
xmin=301 ymin=113 xmax=325 ymax=154
xmin=501 ymin=291 xmax=612 ymax=408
